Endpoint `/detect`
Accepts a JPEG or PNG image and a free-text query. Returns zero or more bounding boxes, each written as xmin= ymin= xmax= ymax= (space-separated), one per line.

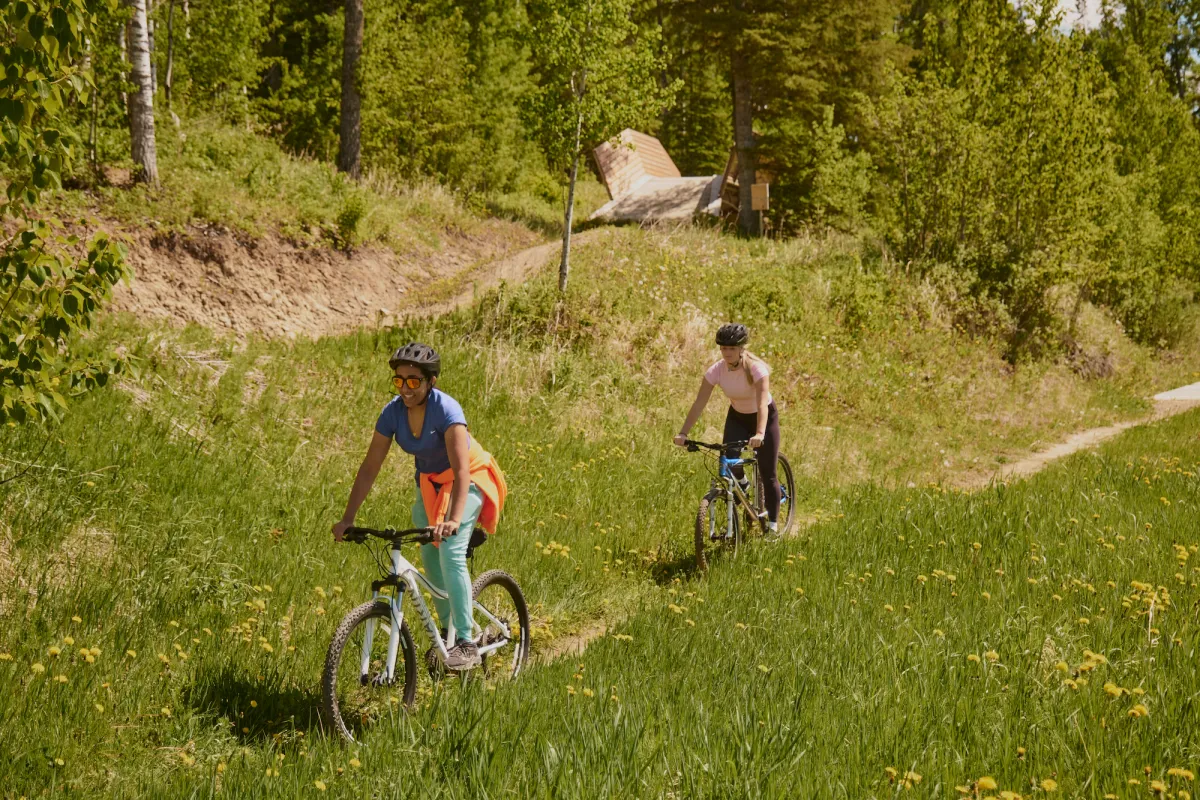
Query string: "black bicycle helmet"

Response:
xmin=389 ymin=342 xmax=441 ymax=378
xmin=715 ymin=323 xmax=749 ymax=346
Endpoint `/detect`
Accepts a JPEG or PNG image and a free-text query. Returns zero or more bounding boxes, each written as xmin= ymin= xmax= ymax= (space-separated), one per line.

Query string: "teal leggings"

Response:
xmin=412 ymin=483 xmax=483 ymax=643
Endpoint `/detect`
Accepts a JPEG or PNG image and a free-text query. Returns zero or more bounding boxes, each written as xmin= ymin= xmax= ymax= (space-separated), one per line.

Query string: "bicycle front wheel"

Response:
xmin=695 ymin=488 xmax=738 ymax=572
xmin=322 ymin=600 xmax=417 ymax=744
xmin=471 ymin=570 xmax=530 ymax=680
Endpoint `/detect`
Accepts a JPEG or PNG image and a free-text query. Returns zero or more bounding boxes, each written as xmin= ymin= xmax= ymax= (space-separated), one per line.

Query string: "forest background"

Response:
xmin=8 ymin=0 xmax=1200 ymax=423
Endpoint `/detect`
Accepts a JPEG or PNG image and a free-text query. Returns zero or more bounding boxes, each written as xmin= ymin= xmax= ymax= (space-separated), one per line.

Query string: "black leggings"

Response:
xmin=723 ymin=402 xmax=781 ymax=521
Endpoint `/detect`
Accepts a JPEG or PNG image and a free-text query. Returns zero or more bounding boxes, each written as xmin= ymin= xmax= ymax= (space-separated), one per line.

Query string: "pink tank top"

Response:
xmin=704 ymin=358 xmax=771 ymax=414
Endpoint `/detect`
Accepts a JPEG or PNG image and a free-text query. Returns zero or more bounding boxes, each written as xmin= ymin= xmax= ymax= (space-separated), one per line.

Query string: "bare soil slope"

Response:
xmin=110 ymin=221 xmax=546 ymax=339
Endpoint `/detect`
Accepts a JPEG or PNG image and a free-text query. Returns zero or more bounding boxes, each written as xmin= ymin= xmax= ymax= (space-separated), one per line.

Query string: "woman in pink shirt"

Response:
xmin=674 ymin=323 xmax=782 ymax=534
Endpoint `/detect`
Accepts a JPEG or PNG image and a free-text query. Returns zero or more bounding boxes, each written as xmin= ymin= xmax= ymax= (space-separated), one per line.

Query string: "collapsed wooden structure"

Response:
xmin=589 ymin=130 xmax=725 ymax=223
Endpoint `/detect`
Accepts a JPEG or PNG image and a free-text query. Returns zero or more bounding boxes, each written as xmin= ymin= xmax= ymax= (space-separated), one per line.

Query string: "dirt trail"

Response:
xmin=110 ymin=221 xmax=578 ymax=339
xmin=973 ymin=390 xmax=1200 ymax=488
xmin=414 ymin=229 xmax=607 ymax=319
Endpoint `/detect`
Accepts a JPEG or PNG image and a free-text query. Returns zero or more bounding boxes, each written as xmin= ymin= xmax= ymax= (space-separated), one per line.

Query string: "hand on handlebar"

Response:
xmin=674 ymin=433 xmax=688 ymax=447
xmin=749 ymin=433 xmax=765 ymax=449
xmin=332 ymin=519 xmax=352 ymax=542
xmin=432 ymin=518 xmax=459 ymax=545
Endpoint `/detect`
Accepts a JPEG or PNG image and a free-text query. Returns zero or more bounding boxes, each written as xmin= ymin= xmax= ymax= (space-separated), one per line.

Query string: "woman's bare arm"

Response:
xmin=332 ymin=432 xmax=392 ymax=541
xmin=675 ymin=377 xmax=715 ymax=444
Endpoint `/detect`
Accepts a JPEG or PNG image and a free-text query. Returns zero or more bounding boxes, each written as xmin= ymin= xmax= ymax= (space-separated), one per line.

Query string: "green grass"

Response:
xmin=52 ymin=116 xmax=562 ymax=256
xmin=1 ymin=224 xmax=1198 ymax=797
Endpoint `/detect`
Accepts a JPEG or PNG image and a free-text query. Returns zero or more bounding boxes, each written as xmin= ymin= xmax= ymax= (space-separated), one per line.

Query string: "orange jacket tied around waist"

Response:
xmin=418 ymin=438 xmax=507 ymax=535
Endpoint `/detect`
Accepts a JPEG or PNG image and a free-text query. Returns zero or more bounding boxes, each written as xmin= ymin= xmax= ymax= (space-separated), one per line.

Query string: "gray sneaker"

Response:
xmin=444 ymin=640 xmax=481 ymax=671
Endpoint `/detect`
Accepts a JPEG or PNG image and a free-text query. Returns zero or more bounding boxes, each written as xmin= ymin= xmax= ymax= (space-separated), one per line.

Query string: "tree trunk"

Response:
xmin=731 ymin=47 xmax=758 ymax=237
xmin=337 ymin=0 xmax=364 ymax=179
xmin=126 ymin=0 xmax=159 ymax=185
xmin=148 ymin=0 xmax=157 ymax=93
xmin=559 ymin=109 xmax=584 ymax=294
xmin=117 ymin=23 xmax=128 ymax=108
xmin=164 ymin=0 xmax=175 ymax=108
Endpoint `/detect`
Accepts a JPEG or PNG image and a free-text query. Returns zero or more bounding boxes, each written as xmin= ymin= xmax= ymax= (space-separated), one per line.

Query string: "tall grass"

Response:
xmin=1 ymin=225 xmax=1197 ymax=796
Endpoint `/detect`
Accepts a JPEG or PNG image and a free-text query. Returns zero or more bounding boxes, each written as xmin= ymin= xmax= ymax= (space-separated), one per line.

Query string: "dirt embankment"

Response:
xmin=110 ymin=221 xmax=553 ymax=339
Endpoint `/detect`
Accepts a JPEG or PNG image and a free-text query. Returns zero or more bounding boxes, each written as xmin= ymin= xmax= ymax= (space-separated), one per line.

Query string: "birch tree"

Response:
xmin=525 ymin=0 xmax=675 ymax=292
xmin=125 ymin=0 xmax=158 ymax=184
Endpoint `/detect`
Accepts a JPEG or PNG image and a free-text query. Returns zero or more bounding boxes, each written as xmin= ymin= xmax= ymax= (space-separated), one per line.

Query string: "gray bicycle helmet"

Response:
xmin=715 ymin=323 xmax=749 ymax=346
xmin=389 ymin=342 xmax=441 ymax=378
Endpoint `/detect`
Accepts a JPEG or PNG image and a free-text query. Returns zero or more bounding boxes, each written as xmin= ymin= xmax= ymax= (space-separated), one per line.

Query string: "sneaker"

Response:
xmin=444 ymin=639 xmax=481 ymax=671
xmin=765 ymin=521 xmax=780 ymax=540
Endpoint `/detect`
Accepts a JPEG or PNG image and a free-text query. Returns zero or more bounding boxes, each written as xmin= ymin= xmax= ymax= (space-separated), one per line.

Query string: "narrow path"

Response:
xmin=980 ymin=384 xmax=1200 ymax=487
xmin=412 ymin=229 xmax=608 ymax=319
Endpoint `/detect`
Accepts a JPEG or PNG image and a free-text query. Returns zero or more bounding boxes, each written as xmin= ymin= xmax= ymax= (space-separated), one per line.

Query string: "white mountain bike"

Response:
xmin=321 ymin=525 xmax=529 ymax=743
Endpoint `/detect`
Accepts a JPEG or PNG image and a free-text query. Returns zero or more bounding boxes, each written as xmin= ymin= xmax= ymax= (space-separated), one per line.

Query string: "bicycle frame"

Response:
xmin=711 ymin=453 xmax=761 ymax=540
xmin=361 ymin=546 xmax=514 ymax=683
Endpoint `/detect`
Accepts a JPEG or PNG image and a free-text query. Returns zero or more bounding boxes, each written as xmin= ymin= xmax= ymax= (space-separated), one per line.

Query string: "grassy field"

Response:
xmin=1 ymin=225 xmax=1197 ymax=797
xmin=52 ymin=116 xmax=608 ymax=253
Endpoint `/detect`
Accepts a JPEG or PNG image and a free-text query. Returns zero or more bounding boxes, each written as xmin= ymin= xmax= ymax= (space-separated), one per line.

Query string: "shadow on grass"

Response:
xmin=183 ymin=664 xmax=325 ymax=744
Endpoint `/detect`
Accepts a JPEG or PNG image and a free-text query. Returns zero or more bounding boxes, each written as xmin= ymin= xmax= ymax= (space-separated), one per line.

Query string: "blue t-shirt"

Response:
xmin=375 ymin=389 xmax=470 ymax=477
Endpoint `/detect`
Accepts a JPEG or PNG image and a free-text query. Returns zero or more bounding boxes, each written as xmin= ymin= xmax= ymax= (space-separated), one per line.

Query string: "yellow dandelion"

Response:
xmin=250 ymin=700 xmax=258 ymax=708
xmin=94 ymin=703 xmax=104 ymax=713
xmin=582 ymin=688 xmax=594 ymax=697
xmin=977 ymin=777 xmax=998 ymax=791
xmin=349 ymin=757 xmax=362 ymax=768
xmin=1040 ymin=778 xmax=1058 ymax=791
xmin=1167 ymin=768 xmax=1195 ymax=781
xmin=126 ymin=650 xmax=137 ymax=658
xmin=71 ymin=615 xmax=82 ymax=623
xmin=1128 ymin=703 xmax=1149 ymax=718
xmin=757 ymin=664 xmax=771 ymax=674
xmin=967 ymin=654 xmax=981 ymax=663
xmin=54 ymin=674 xmax=68 ymax=684
xmin=31 ymin=662 xmax=45 ymax=674
xmin=0 ymin=652 xmax=12 ymax=661
xmin=161 ymin=707 xmax=172 ymax=717
xmin=985 ymin=650 xmax=999 ymax=662
xmin=314 ymin=780 xmax=327 ymax=791
xmin=47 ymin=646 xmax=61 ymax=657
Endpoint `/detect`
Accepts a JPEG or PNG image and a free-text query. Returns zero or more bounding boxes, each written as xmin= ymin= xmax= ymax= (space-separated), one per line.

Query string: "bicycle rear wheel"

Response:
xmin=322 ymin=600 xmax=417 ymax=744
xmin=695 ymin=487 xmax=739 ymax=572
xmin=757 ymin=454 xmax=797 ymax=537
xmin=471 ymin=569 xmax=530 ymax=680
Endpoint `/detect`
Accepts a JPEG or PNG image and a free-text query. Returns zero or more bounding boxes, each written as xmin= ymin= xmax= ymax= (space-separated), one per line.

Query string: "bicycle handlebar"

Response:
xmin=684 ymin=439 xmax=750 ymax=453
xmin=343 ymin=526 xmax=435 ymax=546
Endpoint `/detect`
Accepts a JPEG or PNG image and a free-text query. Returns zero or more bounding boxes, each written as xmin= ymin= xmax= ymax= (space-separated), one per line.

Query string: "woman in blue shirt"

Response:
xmin=332 ymin=343 xmax=503 ymax=670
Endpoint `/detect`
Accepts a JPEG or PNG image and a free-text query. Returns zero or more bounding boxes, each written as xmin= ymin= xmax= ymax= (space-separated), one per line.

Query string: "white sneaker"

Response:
xmin=766 ymin=521 xmax=780 ymax=540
